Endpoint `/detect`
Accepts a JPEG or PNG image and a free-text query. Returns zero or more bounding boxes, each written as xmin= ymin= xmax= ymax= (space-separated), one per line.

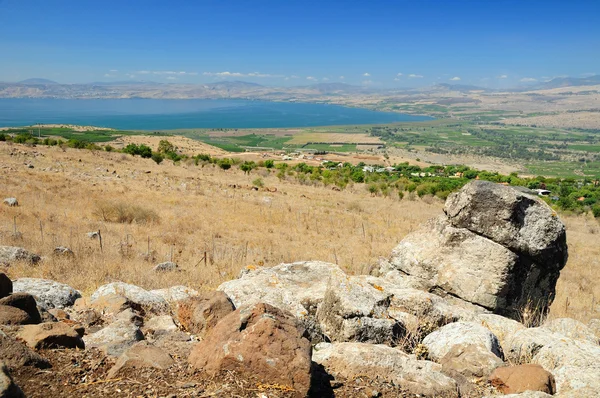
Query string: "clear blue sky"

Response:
xmin=0 ymin=0 xmax=598 ymax=88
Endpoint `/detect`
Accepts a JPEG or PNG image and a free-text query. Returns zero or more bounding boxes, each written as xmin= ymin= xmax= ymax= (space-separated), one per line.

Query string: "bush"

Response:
xmin=94 ymin=201 xmax=160 ymax=224
xmin=217 ymin=158 xmax=232 ymax=170
xmin=0 ymin=133 xmax=6 ymax=141
xmin=592 ymin=205 xmax=600 ymax=218
xmin=123 ymin=143 xmax=152 ymax=158
xmin=252 ymin=178 xmax=264 ymax=188
xmin=264 ymin=159 xmax=275 ymax=168
xmin=151 ymin=152 xmax=164 ymax=164
xmin=104 ymin=145 xmax=114 ymax=152
xmin=240 ymin=161 xmax=256 ymax=174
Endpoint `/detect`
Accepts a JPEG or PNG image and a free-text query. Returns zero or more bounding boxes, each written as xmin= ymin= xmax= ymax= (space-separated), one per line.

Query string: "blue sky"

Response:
xmin=0 ymin=0 xmax=598 ymax=88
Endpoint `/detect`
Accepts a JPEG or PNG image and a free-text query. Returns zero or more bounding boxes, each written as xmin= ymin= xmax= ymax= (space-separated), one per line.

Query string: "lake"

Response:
xmin=0 ymin=99 xmax=432 ymax=130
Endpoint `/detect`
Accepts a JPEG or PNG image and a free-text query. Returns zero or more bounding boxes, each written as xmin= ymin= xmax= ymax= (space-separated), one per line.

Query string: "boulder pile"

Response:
xmin=1 ymin=182 xmax=598 ymax=397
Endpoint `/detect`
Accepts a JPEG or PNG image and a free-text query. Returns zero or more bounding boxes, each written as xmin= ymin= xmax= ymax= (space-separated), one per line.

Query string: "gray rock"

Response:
xmin=144 ymin=315 xmax=178 ymax=333
xmin=91 ymin=282 xmax=169 ymax=313
xmin=53 ymin=246 xmax=74 ymax=257
xmin=542 ymin=318 xmax=599 ymax=344
xmin=218 ymin=261 xmax=346 ymax=318
xmin=444 ymin=180 xmax=567 ymax=268
xmin=506 ymin=327 xmax=565 ymax=362
xmin=315 ymin=273 xmax=402 ymax=345
xmin=153 ymin=261 xmax=177 ymax=272
xmin=0 ymin=246 xmax=41 ymax=266
xmin=477 ymin=313 xmax=526 ymax=349
xmin=440 ymin=343 xmax=504 ymax=378
xmin=312 ymin=342 xmax=458 ymax=397
xmin=0 ymin=362 xmax=24 ymax=398
xmin=84 ymin=319 xmax=144 ymax=357
xmin=107 ymin=341 xmax=174 ymax=378
xmin=422 ymin=321 xmax=503 ymax=361
xmin=3 ymin=198 xmax=18 ymax=207
xmin=12 ymin=278 xmax=81 ymax=310
xmin=588 ymin=319 xmax=600 ymax=339
xmin=483 ymin=392 xmax=552 ymax=398
xmin=87 ymin=231 xmax=100 ymax=239
xmin=150 ymin=285 xmax=199 ymax=302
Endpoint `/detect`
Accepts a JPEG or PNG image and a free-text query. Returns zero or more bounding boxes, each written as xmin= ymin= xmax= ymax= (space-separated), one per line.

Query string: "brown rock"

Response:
xmin=107 ymin=341 xmax=174 ymax=378
xmin=440 ymin=343 xmax=504 ymax=378
xmin=0 ymin=362 xmax=24 ymax=398
xmin=0 ymin=305 xmax=32 ymax=325
xmin=0 ymin=273 xmax=11 ymax=299
xmin=90 ymin=293 xmax=143 ymax=316
xmin=489 ymin=364 xmax=555 ymax=394
xmin=0 ymin=331 xmax=51 ymax=370
xmin=17 ymin=322 xmax=85 ymax=349
xmin=176 ymin=291 xmax=234 ymax=336
xmin=188 ymin=303 xmax=312 ymax=397
xmin=48 ymin=308 xmax=70 ymax=320
xmin=0 ymin=293 xmax=42 ymax=323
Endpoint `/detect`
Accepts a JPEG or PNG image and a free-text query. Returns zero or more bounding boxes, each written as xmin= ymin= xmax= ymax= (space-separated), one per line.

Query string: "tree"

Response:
xmin=157 ymin=140 xmax=176 ymax=154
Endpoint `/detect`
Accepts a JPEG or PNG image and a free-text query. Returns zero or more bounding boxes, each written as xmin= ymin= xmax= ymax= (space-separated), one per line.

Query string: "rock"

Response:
xmin=390 ymin=216 xmax=530 ymax=313
xmin=477 ymin=313 xmax=526 ymax=349
xmin=0 ymin=305 xmax=33 ymax=325
xmin=12 ymin=278 xmax=81 ymax=309
xmin=0 ymin=363 xmax=24 ymax=398
xmin=589 ymin=319 xmax=600 ymax=339
xmin=484 ymin=392 xmax=552 ymax=398
xmin=506 ymin=327 xmax=565 ymax=362
xmin=422 ymin=321 xmax=503 ymax=361
xmin=48 ymin=308 xmax=69 ymax=320
xmin=0 ymin=330 xmax=51 ymax=370
xmin=0 ymin=246 xmax=41 ymax=266
xmin=91 ymin=282 xmax=168 ymax=313
xmin=144 ymin=315 xmax=178 ymax=333
xmin=176 ymin=292 xmax=234 ymax=336
xmin=107 ymin=341 xmax=174 ymax=378
xmin=53 ymin=246 xmax=74 ymax=257
xmin=543 ymin=318 xmax=599 ymax=344
xmin=153 ymin=261 xmax=177 ymax=272
xmin=444 ymin=180 xmax=567 ymax=268
xmin=188 ymin=303 xmax=312 ymax=397
xmin=315 ymin=273 xmax=402 ymax=345
xmin=532 ymin=338 xmax=600 ymax=394
xmin=87 ymin=231 xmax=100 ymax=239
xmin=150 ymin=285 xmax=199 ymax=302
xmin=83 ymin=319 xmax=144 ymax=357
xmin=0 ymin=293 xmax=42 ymax=323
xmin=0 ymin=273 xmax=12 ymax=299
xmin=489 ymin=364 xmax=555 ymax=394
xmin=17 ymin=322 xmax=84 ymax=349
xmin=114 ymin=308 xmax=143 ymax=326
xmin=2 ymin=198 xmax=18 ymax=207
xmin=440 ymin=343 xmax=504 ymax=378
xmin=312 ymin=342 xmax=458 ymax=397
xmin=88 ymin=294 xmax=142 ymax=317
xmin=217 ymin=261 xmax=346 ymax=318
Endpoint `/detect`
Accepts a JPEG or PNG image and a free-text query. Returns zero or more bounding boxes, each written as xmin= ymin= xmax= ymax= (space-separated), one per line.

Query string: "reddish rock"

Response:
xmin=0 ymin=331 xmax=50 ymax=370
xmin=17 ymin=322 xmax=85 ymax=349
xmin=90 ymin=294 xmax=143 ymax=316
xmin=0 ymin=305 xmax=32 ymax=325
xmin=489 ymin=364 xmax=555 ymax=394
xmin=0 ymin=362 xmax=24 ymax=398
xmin=0 ymin=273 xmax=12 ymax=299
xmin=0 ymin=293 xmax=42 ymax=323
xmin=188 ymin=303 xmax=312 ymax=397
xmin=107 ymin=341 xmax=174 ymax=378
xmin=176 ymin=291 xmax=234 ymax=336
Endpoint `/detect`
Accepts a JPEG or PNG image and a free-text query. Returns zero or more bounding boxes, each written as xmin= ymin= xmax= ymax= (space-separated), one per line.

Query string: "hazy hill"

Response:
xmin=18 ymin=78 xmax=59 ymax=85
xmin=534 ymin=75 xmax=600 ymax=90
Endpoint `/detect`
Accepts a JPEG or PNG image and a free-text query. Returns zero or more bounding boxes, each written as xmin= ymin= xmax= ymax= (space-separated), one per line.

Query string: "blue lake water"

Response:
xmin=0 ymin=99 xmax=433 ymax=130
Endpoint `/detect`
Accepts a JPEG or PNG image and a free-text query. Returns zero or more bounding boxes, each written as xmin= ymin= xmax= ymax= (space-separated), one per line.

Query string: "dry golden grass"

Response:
xmin=0 ymin=141 xmax=598 ymax=323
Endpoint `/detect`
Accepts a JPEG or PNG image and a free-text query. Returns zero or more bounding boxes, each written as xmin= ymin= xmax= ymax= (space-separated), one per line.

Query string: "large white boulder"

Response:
xmin=12 ymin=278 xmax=81 ymax=309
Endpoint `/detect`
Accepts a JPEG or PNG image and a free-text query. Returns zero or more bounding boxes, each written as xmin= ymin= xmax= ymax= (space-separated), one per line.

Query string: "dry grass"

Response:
xmin=0 ymin=141 xmax=598 ymax=324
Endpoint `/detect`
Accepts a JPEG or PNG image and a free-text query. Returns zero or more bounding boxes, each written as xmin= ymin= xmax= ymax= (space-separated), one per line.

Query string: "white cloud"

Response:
xmin=306 ymin=76 xmax=317 ymax=81
xmin=498 ymin=74 xmax=508 ymax=79
xmin=363 ymin=72 xmax=371 ymax=77
xmin=394 ymin=77 xmax=400 ymax=81
xmin=397 ymin=73 xmax=403 ymax=76
xmin=450 ymin=76 xmax=461 ymax=81
xmin=581 ymin=72 xmax=596 ymax=77
xmin=339 ymin=76 xmax=345 ymax=80
xmin=203 ymin=71 xmax=282 ymax=78
xmin=408 ymin=74 xmax=423 ymax=78
xmin=138 ymin=70 xmax=198 ymax=76
xmin=520 ymin=77 xmax=538 ymax=82
xmin=104 ymin=74 xmax=114 ymax=78
xmin=167 ymin=76 xmax=177 ymax=80
xmin=322 ymin=77 xmax=329 ymax=81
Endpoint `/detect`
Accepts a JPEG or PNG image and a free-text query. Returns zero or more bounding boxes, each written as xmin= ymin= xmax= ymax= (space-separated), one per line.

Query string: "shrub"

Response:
xmin=240 ymin=161 xmax=256 ymax=174
xmin=264 ymin=159 xmax=275 ymax=168
xmin=592 ymin=205 xmax=600 ymax=218
xmin=252 ymin=178 xmax=264 ymax=188
xmin=104 ymin=145 xmax=114 ymax=152
xmin=93 ymin=201 xmax=160 ymax=224
xmin=151 ymin=152 xmax=164 ymax=164
xmin=217 ymin=158 xmax=232 ymax=170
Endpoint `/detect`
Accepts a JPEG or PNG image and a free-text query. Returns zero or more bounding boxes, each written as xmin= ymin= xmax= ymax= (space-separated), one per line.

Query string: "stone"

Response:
xmin=422 ymin=321 xmax=503 ymax=361
xmin=107 ymin=341 xmax=174 ymax=378
xmin=477 ymin=313 xmax=526 ymax=349
xmin=12 ymin=278 xmax=81 ymax=309
xmin=153 ymin=261 xmax=177 ymax=272
xmin=83 ymin=319 xmax=144 ymax=357
xmin=506 ymin=327 xmax=565 ymax=362
xmin=0 ymin=363 xmax=24 ymax=398
xmin=150 ymin=285 xmax=199 ymax=302
xmin=144 ymin=315 xmax=178 ymax=333
xmin=47 ymin=308 xmax=69 ymax=320
xmin=440 ymin=343 xmax=504 ymax=378
xmin=0 ymin=293 xmax=42 ymax=323
xmin=444 ymin=180 xmax=567 ymax=268
xmin=589 ymin=318 xmax=600 ymax=339
xmin=315 ymin=273 xmax=403 ymax=345
xmin=2 ymin=198 xmax=18 ymax=207
xmin=53 ymin=246 xmax=74 ymax=257
xmin=0 ymin=330 xmax=51 ymax=370
xmin=89 ymin=293 xmax=142 ymax=317
xmin=0 ymin=273 xmax=12 ymax=299
xmin=91 ymin=282 xmax=168 ymax=314
xmin=484 ymin=392 xmax=552 ymax=398
xmin=543 ymin=318 xmax=599 ymax=344
xmin=532 ymin=338 xmax=600 ymax=394
xmin=312 ymin=342 xmax=458 ymax=397
xmin=188 ymin=303 xmax=312 ymax=397
xmin=489 ymin=364 xmax=555 ymax=394
xmin=217 ymin=261 xmax=346 ymax=318
xmin=114 ymin=308 xmax=143 ymax=326
xmin=0 ymin=305 xmax=33 ymax=325
xmin=17 ymin=322 xmax=84 ymax=349
xmin=176 ymin=292 xmax=234 ymax=336
xmin=0 ymin=246 xmax=41 ymax=266
xmin=390 ymin=216 xmax=531 ymax=313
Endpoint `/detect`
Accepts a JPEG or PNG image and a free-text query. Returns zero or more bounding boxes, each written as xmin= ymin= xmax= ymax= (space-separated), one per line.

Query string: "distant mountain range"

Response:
xmin=1 ymin=75 xmax=598 ymax=99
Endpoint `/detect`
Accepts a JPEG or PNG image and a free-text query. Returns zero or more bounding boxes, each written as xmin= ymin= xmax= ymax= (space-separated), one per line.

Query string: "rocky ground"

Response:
xmin=1 ymin=181 xmax=599 ymax=397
